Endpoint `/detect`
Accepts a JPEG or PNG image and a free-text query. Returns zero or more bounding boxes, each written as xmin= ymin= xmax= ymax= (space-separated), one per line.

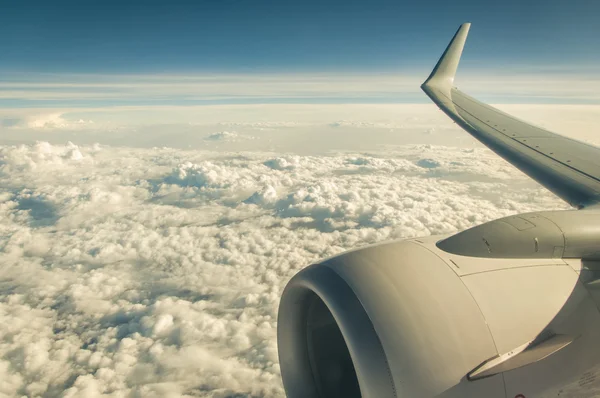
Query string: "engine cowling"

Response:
xmin=277 ymin=236 xmax=600 ymax=398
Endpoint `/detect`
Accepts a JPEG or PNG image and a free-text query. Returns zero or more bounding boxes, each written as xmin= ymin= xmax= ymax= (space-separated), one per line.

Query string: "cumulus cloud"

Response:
xmin=26 ymin=113 xmax=95 ymax=130
xmin=204 ymin=131 xmax=255 ymax=142
xmin=0 ymin=137 xmax=569 ymax=397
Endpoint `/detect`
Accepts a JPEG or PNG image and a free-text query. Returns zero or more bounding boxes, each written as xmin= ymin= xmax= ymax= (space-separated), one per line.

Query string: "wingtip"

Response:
xmin=422 ymin=23 xmax=471 ymax=91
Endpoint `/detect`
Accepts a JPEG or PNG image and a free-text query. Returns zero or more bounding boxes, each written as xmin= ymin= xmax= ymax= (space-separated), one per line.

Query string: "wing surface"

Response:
xmin=422 ymin=23 xmax=600 ymax=208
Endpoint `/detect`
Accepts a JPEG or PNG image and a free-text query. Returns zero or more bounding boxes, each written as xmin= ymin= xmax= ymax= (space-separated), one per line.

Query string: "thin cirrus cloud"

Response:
xmin=2 ymin=71 xmax=600 ymax=107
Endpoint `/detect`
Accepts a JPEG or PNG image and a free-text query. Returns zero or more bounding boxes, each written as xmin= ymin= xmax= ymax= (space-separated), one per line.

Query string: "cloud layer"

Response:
xmin=2 ymin=104 xmax=600 ymax=156
xmin=0 ymin=138 xmax=568 ymax=397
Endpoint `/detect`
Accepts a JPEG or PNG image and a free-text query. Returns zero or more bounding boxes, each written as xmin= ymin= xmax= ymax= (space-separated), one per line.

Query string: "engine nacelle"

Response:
xmin=437 ymin=210 xmax=600 ymax=260
xmin=278 ymin=236 xmax=600 ymax=398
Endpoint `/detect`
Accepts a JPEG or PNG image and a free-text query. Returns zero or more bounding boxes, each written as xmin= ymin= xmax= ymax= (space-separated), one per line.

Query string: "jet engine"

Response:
xmin=277 ymin=211 xmax=600 ymax=397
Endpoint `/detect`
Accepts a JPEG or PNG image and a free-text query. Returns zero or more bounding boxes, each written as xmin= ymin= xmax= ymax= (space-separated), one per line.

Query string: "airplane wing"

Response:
xmin=421 ymin=23 xmax=600 ymax=209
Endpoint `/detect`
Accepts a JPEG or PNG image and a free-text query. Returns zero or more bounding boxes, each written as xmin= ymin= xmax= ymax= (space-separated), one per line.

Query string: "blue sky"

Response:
xmin=2 ymin=0 xmax=600 ymax=73
xmin=1 ymin=0 xmax=599 ymax=106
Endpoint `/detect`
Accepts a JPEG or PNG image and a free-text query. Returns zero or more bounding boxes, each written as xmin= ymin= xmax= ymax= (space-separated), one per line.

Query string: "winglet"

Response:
xmin=421 ymin=23 xmax=471 ymax=94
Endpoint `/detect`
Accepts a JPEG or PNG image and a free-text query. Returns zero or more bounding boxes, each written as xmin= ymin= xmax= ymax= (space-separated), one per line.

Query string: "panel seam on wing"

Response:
xmin=454 ymin=90 xmax=600 ymax=151
xmin=451 ymin=97 xmax=600 ymax=190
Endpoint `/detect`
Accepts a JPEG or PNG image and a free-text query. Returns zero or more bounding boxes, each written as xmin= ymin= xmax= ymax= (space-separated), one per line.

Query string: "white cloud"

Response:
xmin=0 ymin=135 xmax=569 ymax=397
xmin=25 ymin=113 xmax=95 ymax=130
xmin=204 ymin=131 xmax=255 ymax=142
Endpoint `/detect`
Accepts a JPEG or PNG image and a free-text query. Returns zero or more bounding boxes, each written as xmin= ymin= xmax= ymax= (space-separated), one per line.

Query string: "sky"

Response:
xmin=1 ymin=0 xmax=600 ymax=110
xmin=2 ymin=0 xmax=600 ymax=73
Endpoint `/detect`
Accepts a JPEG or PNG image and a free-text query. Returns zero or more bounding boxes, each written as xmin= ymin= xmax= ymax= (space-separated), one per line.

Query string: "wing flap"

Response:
xmin=468 ymin=333 xmax=575 ymax=380
xmin=422 ymin=24 xmax=600 ymax=208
